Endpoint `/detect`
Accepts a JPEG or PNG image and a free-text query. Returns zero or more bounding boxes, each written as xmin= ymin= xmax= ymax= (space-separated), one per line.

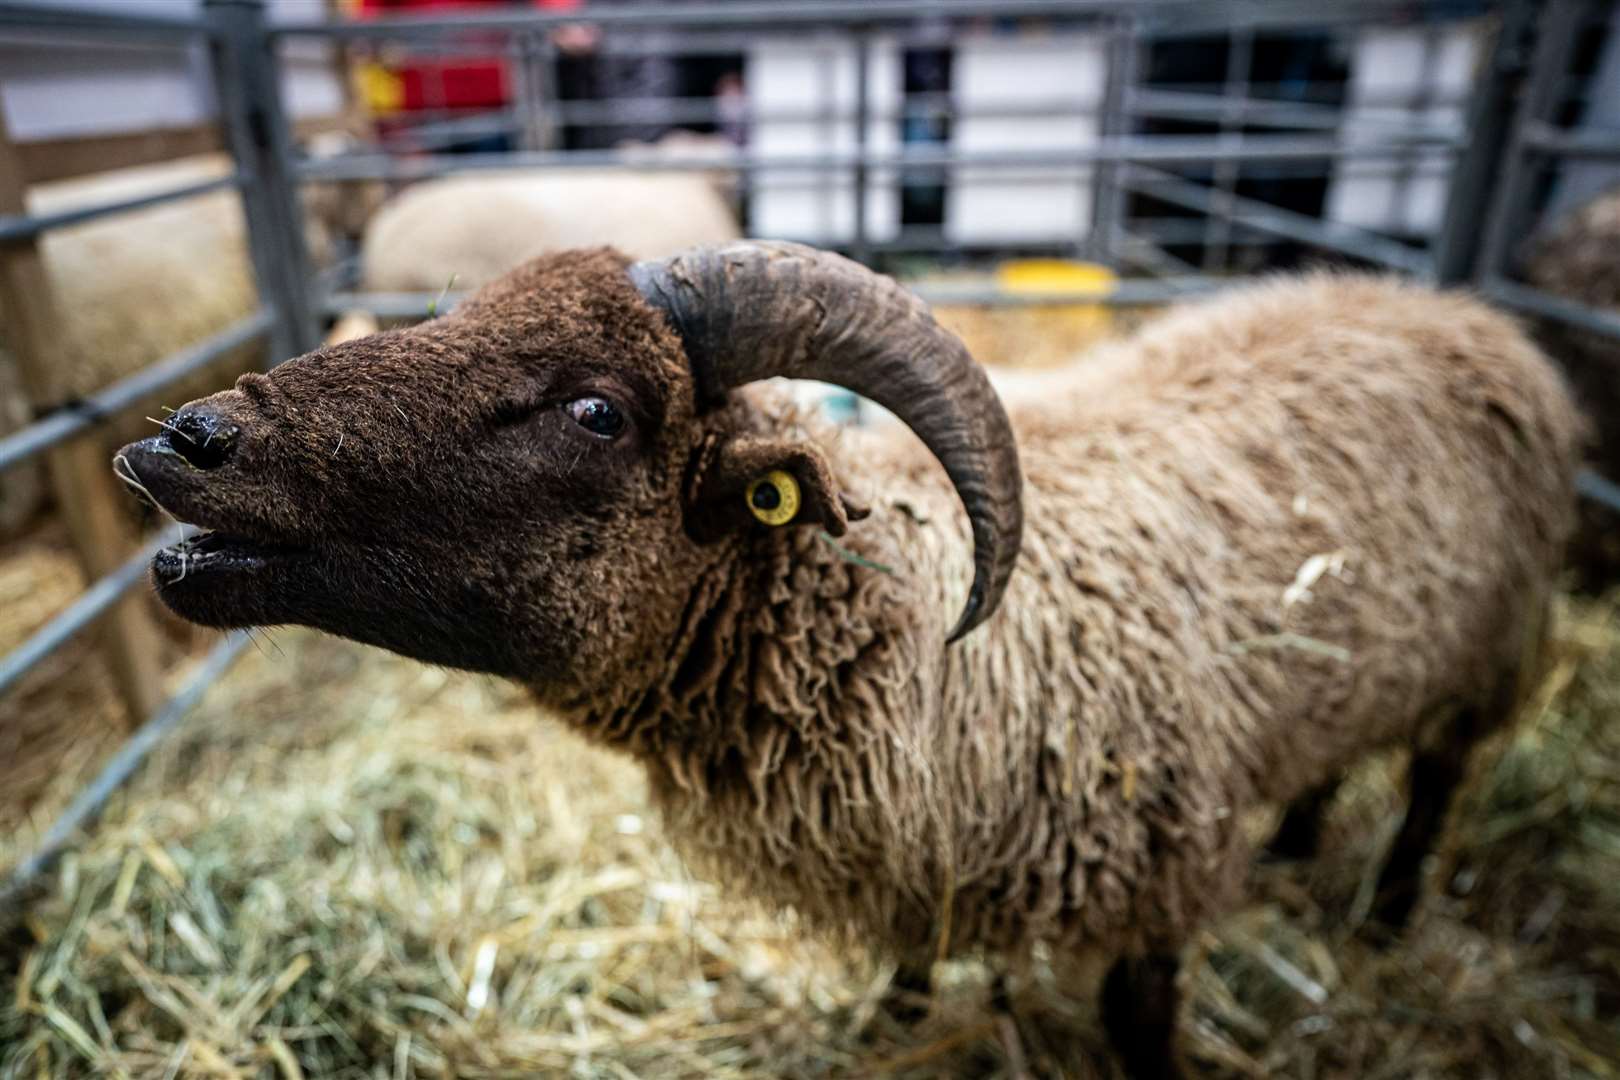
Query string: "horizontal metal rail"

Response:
xmin=1519 ymin=122 xmax=1620 ymax=159
xmin=0 ymin=173 xmax=243 ymax=244
xmin=0 ymin=308 xmax=273 ymax=476
xmin=327 ymin=276 xmax=1223 ymax=321
xmin=0 ymin=0 xmax=208 ymax=38
xmin=1143 ymin=0 xmax=1418 ymax=39
xmin=1482 ymin=278 xmax=1620 ymax=344
xmin=0 ymin=632 xmax=249 ymax=917
xmin=0 ymin=532 xmax=170 ymax=700
xmin=1126 ymin=88 xmax=1464 ymax=139
xmin=379 ymin=92 xmax=1462 ymax=144
xmin=273 ymin=0 xmax=1421 ymax=37
xmin=1123 ymin=165 xmax=1432 ymax=274
xmin=302 ymin=135 xmax=1461 ymax=183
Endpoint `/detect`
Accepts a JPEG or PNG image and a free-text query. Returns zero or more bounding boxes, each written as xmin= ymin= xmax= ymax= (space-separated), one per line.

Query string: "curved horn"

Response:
xmin=629 ymin=240 xmax=1023 ymax=643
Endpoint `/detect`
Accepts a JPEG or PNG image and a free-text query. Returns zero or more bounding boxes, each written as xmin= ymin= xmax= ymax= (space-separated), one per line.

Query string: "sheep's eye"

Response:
xmin=565 ymin=396 xmax=625 ymax=438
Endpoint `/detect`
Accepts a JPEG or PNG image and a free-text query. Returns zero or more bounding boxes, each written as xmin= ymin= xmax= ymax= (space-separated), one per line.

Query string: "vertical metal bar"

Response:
xmin=1090 ymin=14 xmax=1139 ymax=264
xmin=206 ymin=0 xmax=321 ymax=362
xmin=1431 ymin=1 xmax=1538 ymax=283
xmin=534 ymin=32 xmax=563 ymax=151
xmin=851 ymin=25 xmax=872 ymax=265
xmin=509 ymin=32 xmax=542 ymax=153
xmin=1390 ymin=26 xmax=1442 ymax=238
xmin=1451 ymin=0 xmax=1582 ymax=286
xmin=1203 ymin=27 xmax=1253 ymax=272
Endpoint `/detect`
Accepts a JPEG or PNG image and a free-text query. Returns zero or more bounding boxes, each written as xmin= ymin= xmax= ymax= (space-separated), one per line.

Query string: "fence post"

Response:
xmin=1431 ymin=0 xmax=1542 ymax=285
xmin=1090 ymin=14 xmax=1140 ymax=265
xmin=206 ymin=0 xmax=321 ymax=363
xmin=850 ymin=24 xmax=873 ymax=266
xmin=0 ymin=112 xmax=165 ymax=727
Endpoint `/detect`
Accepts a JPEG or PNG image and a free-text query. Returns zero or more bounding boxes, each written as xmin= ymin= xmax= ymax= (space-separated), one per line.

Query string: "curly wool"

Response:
xmin=563 ymin=273 xmax=1582 ymax=967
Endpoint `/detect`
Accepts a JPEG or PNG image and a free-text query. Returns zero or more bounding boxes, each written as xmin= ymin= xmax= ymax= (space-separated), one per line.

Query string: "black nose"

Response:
xmin=165 ymin=407 xmax=239 ymax=469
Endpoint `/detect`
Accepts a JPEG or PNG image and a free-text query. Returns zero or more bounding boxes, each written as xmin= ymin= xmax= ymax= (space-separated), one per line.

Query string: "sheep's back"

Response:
xmin=361 ymin=172 xmax=741 ymax=293
xmin=1024 ymin=274 xmax=1577 ymax=785
xmin=852 ymin=274 xmax=1580 ymax=956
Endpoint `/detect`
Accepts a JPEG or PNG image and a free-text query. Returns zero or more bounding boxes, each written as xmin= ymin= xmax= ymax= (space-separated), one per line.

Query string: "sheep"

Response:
xmin=114 ymin=243 xmax=1581 ymax=1078
xmin=1522 ymin=182 xmax=1620 ymax=588
xmin=358 ymin=135 xmax=741 ymax=294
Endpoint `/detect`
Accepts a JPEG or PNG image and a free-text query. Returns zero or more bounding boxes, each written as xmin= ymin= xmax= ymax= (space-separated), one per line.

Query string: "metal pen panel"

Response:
xmin=0 ymin=174 xmax=243 ymax=244
xmin=0 ymin=308 xmax=272 ymax=476
xmin=0 ymin=533 xmax=170 ymax=700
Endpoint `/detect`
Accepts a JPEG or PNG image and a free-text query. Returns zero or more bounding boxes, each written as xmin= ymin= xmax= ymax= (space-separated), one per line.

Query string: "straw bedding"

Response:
xmin=1 ymin=591 xmax=1616 ymax=1078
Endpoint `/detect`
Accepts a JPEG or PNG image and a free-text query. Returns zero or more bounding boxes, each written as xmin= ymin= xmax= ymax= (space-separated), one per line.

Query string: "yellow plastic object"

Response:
xmin=746 ymin=471 xmax=801 ymax=526
xmin=355 ymin=61 xmax=405 ymax=115
xmin=995 ymin=259 xmax=1118 ymax=335
xmin=926 ymin=259 xmax=1120 ymax=371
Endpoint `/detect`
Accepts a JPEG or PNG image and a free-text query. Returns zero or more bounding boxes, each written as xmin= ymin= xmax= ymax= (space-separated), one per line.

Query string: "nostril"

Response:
xmin=166 ymin=408 xmax=239 ymax=469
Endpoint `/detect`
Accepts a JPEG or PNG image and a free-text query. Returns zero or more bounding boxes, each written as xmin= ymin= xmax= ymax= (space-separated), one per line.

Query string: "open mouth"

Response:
xmin=153 ymin=530 xmax=304 ymax=585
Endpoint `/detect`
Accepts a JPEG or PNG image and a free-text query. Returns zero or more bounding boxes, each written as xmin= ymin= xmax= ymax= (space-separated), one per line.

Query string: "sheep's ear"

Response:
xmin=684 ymin=435 xmax=869 ymax=543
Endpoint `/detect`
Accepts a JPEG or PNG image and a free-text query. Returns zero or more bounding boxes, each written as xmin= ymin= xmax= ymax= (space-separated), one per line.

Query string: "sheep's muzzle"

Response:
xmin=114 ymin=431 xmax=314 ymax=629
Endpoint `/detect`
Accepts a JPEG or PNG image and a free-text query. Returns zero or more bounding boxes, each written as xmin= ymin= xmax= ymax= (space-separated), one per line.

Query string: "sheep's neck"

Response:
xmin=572 ymin=509 xmax=934 ymax=796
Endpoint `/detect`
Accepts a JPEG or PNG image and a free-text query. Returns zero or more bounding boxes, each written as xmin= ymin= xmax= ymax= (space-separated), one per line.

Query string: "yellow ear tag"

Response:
xmin=746 ymin=470 xmax=800 ymax=526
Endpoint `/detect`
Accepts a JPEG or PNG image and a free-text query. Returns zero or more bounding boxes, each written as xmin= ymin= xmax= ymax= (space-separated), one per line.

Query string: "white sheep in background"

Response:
xmin=359 ymin=133 xmax=741 ymax=294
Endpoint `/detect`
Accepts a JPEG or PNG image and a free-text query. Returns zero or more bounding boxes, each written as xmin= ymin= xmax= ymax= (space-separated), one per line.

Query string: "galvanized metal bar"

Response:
xmin=327 ymin=276 xmax=1225 ymax=321
xmin=1089 ymin=14 xmax=1140 ymax=263
xmin=1134 ymin=216 xmax=1362 ymax=245
xmin=1125 ymin=164 xmax=1430 ymax=273
xmin=1386 ymin=25 xmax=1444 ymax=239
xmin=0 ymin=174 xmax=243 ymax=245
xmin=1474 ymin=0 xmax=1587 ymax=288
xmin=1115 ymin=230 xmax=1202 ymax=277
xmin=1139 ymin=0 xmax=1417 ymax=40
xmin=851 ymin=26 xmax=873 ymax=265
xmin=1145 ymin=81 xmax=1473 ymax=108
xmin=1127 ymin=87 xmax=1461 ymax=138
xmin=1482 ymin=277 xmax=1620 ymax=343
xmin=1429 ymin=1 xmax=1539 ymax=284
xmin=207 ymin=0 xmax=321 ymax=363
xmin=270 ymin=0 xmax=1419 ymax=38
xmin=0 ymin=632 xmax=250 ymax=916
xmin=508 ymin=32 xmax=544 ymax=153
xmin=0 ymin=308 xmax=272 ymax=476
xmin=1520 ymin=122 xmax=1620 ymax=159
xmin=369 ymin=90 xmax=1467 ymax=143
xmin=1204 ymin=26 xmax=1255 ymax=272
xmin=302 ymin=135 xmax=1455 ymax=183
xmin=0 ymin=533 xmax=171 ymax=701
xmin=0 ymin=0 xmax=208 ymax=38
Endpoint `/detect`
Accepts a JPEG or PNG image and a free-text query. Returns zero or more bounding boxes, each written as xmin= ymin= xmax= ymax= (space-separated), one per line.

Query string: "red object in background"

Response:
xmin=351 ymin=0 xmax=583 ymax=112
xmin=352 ymin=0 xmax=578 ymax=12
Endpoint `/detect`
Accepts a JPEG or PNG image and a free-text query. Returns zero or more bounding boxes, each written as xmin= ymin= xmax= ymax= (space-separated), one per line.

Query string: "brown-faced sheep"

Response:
xmin=1523 ymin=182 xmax=1620 ymax=588
xmin=114 ymin=244 xmax=1581 ymax=1079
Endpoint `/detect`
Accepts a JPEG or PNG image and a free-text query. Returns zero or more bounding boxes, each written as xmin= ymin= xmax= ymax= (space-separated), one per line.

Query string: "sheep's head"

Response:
xmin=113 ymin=242 xmax=1022 ymax=693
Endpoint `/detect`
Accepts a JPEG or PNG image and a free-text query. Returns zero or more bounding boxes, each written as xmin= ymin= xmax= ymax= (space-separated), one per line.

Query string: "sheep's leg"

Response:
xmin=1372 ymin=687 xmax=1512 ymax=930
xmin=1100 ymin=950 xmax=1183 ymax=1080
xmin=1265 ymin=777 xmax=1341 ymax=860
